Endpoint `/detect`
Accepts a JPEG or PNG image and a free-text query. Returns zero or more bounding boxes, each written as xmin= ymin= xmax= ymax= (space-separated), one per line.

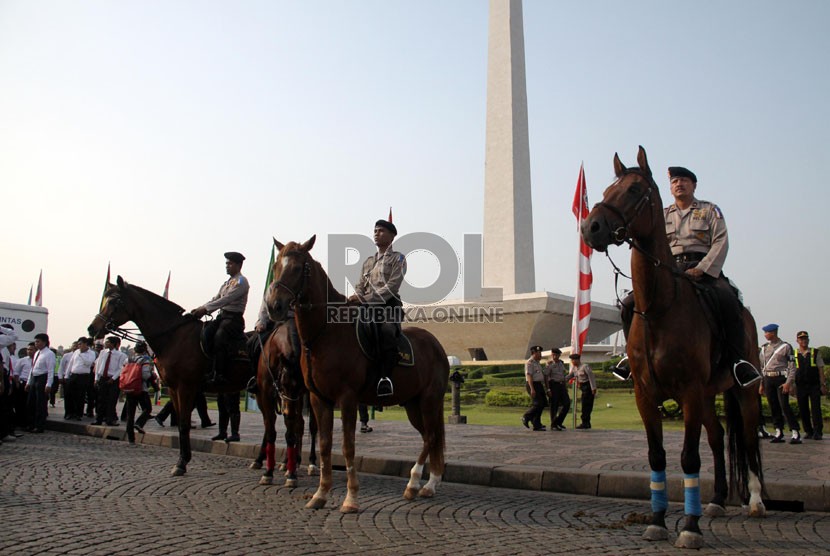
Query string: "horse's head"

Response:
xmin=88 ymin=276 xmax=133 ymax=338
xmin=265 ymin=235 xmax=317 ymax=322
xmin=581 ymin=146 xmax=662 ymax=252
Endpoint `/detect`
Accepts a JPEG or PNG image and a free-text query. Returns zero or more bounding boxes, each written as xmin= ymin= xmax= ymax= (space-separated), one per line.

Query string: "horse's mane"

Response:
xmin=117 ymin=281 xmax=187 ymax=316
xmin=277 ymin=241 xmax=347 ymax=304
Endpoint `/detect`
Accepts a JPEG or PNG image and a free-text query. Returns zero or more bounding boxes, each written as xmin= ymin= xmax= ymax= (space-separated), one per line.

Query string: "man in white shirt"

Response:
xmin=25 ymin=333 xmax=57 ymax=433
xmin=14 ymin=344 xmax=33 ymax=429
xmin=0 ymin=324 xmax=18 ymax=442
xmin=65 ymin=337 xmax=96 ymax=421
xmin=58 ymin=341 xmax=77 ymax=419
xmin=93 ymin=336 xmax=127 ymax=426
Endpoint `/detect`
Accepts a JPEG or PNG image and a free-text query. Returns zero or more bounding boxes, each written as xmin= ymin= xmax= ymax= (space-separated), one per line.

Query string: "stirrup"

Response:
xmin=245 ymin=376 xmax=258 ymax=394
xmin=611 ymin=356 xmax=630 ymax=381
xmin=377 ymin=377 xmax=393 ymax=397
xmin=734 ymin=360 xmax=762 ymax=388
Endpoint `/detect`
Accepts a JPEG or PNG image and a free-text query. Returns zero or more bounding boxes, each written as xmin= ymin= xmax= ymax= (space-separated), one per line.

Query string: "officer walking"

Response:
xmin=191 ymin=252 xmax=250 ymax=384
xmin=793 ymin=330 xmax=825 ymax=440
xmin=522 ymin=346 xmax=547 ymax=431
xmin=759 ymin=323 xmax=801 ymax=444
xmin=545 ymin=348 xmax=570 ymax=431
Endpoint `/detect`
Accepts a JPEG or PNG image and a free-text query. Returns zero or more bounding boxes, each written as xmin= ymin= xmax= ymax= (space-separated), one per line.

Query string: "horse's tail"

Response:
xmin=725 ymin=387 xmax=764 ymax=503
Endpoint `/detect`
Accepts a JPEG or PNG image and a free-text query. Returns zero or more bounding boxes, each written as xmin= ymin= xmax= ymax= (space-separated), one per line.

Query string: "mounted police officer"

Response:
xmin=617 ymin=166 xmax=761 ymax=388
xmin=191 ymin=252 xmax=250 ymax=384
xmin=348 ymin=218 xmax=406 ymax=397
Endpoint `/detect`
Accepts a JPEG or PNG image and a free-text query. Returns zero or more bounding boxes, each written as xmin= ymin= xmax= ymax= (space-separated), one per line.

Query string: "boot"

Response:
xmin=376 ymin=349 xmax=396 ymax=397
xmin=207 ymin=354 xmax=228 ymax=385
xmin=212 ymin=413 xmax=229 ymax=441
xmin=734 ymin=360 xmax=762 ymax=388
xmin=225 ymin=413 xmax=241 ymax=443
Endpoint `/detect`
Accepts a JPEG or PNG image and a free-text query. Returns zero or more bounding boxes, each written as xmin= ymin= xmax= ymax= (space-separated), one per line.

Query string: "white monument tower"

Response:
xmin=483 ymin=0 xmax=535 ymax=295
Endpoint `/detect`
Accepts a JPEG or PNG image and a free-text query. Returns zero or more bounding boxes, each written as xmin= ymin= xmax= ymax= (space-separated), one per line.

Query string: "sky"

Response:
xmin=2 ymin=0 xmax=829 ymax=351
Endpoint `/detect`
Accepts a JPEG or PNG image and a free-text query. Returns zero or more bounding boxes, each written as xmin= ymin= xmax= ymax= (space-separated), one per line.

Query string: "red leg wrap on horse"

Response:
xmin=265 ymin=442 xmax=275 ymax=471
xmin=286 ymin=446 xmax=297 ymax=474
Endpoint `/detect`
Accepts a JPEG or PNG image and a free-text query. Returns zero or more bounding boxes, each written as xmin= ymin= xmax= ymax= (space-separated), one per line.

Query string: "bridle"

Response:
xmin=93 ymin=291 xmax=195 ymax=348
xmin=594 ymin=168 xmax=657 ymax=245
xmin=272 ymin=255 xmax=312 ymax=310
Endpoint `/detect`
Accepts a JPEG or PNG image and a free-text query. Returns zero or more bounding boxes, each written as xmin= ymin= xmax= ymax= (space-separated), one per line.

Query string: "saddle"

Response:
xmin=355 ymin=321 xmax=415 ymax=367
xmin=199 ymin=323 xmax=251 ymax=362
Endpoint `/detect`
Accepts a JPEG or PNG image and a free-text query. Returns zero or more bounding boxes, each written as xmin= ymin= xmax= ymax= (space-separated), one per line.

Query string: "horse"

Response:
xmin=580 ymin=147 xmax=765 ymax=549
xmin=88 ymin=277 xmax=253 ymax=476
xmin=251 ymin=323 xmax=318 ymax=487
xmin=265 ymin=236 xmax=449 ymax=513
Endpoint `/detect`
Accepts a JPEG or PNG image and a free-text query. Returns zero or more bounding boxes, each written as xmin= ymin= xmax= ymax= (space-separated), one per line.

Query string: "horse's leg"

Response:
xmin=250 ymin=434 xmax=266 ymax=470
xmin=702 ymin=398 xmax=727 ymax=518
xmin=172 ymin=388 xmax=195 ymax=477
xmin=402 ymin=402 xmax=428 ymax=499
xmin=307 ymin=394 xmax=319 ymax=476
xmin=339 ymin=401 xmax=360 ymax=513
xmin=283 ymin=406 xmax=299 ymax=488
xmin=305 ymin=394 xmax=333 ymax=510
xmin=675 ymin=393 xmax=705 ymax=550
xmin=635 ymin=391 xmax=669 ymax=542
xmin=403 ymin=396 xmax=445 ymax=499
xmin=259 ymin=399 xmax=277 ymax=486
xmin=735 ymin=387 xmax=766 ymax=518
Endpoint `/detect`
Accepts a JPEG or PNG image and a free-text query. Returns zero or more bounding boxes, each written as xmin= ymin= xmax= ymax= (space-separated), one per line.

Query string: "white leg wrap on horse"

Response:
xmin=748 ymin=472 xmax=763 ymax=508
xmin=407 ymin=463 xmax=424 ymax=490
xmin=424 ymin=473 xmax=442 ymax=492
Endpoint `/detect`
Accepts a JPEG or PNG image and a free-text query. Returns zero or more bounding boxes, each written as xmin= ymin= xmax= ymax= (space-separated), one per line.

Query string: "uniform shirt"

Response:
xmin=16 ymin=356 xmax=32 ymax=382
xmin=203 ymin=272 xmax=249 ymax=314
xmin=67 ymin=349 xmax=96 ymax=375
xmin=664 ymin=198 xmax=728 ymax=278
xmin=0 ymin=328 xmax=17 ymax=375
xmin=566 ymin=363 xmax=597 ymax=390
xmin=795 ymin=348 xmax=825 ymax=370
xmin=525 ymin=357 xmax=545 ymax=382
xmin=544 ymin=360 xmax=567 ymax=383
xmin=355 ymin=249 xmax=406 ymax=304
xmin=30 ymin=347 xmax=57 ymax=388
xmin=760 ymin=339 xmax=796 ymax=385
xmin=94 ymin=348 xmax=128 ymax=381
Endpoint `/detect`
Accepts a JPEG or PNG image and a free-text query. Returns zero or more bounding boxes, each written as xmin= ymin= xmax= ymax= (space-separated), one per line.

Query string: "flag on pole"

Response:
xmin=162 ymin=271 xmax=171 ymax=299
xmin=27 ymin=285 xmax=33 ymax=305
xmin=570 ymin=164 xmax=593 ymax=355
xmin=100 ymin=262 xmax=111 ymax=311
xmin=263 ymin=244 xmax=276 ymax=295
xmin=34 ymin=270 xmax=43 ymax=307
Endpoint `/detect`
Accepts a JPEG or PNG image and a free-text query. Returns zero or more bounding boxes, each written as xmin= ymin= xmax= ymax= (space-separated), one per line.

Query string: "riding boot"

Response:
xmin=377 ymin=349 xmax=396 ymax=397
xmin=212 ymin=413 xmax=228 ymax=441
xmin=226 ymin=413 xmax=241 ymax=443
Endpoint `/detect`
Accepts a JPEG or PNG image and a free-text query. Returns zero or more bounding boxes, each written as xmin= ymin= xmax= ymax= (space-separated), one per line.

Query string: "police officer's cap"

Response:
xmin=762 ymin=323 xmax=779 ymax=333
xmin=796 ymin=330 xmax=809 ymax=339
xmin=375 ymin=219 xmax=397 ymax=236
xmin=551 ymin=348 xmax=562 ymax=355
xmin=569 ymin=352 xmax=581 ymax=359
xmin=530 ymin=345 xmax=543 ymax=353
xmin=224 ymin=251 xmax=245 ymax=264
xmin=668 ymin=166 xmax=697 ymax=183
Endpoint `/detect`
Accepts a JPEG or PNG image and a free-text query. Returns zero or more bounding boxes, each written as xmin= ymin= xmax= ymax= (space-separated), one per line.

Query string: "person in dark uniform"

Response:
xmin=793 ymin=330 xmax=825 ymax=440
xmin=545 ymin=348 xmax=570 ymax=431
xmin=521 ymin=346 xmax=547 ymax=431
xmin=191 ymin=252 xmax=250 ymax=384
xmin=211 ymin=391 xmax=241 ymax=443
xmin=566 ymin=353 xmax=596 ymax=430
xmin=348 ymin=218 xmax=406 ymax=397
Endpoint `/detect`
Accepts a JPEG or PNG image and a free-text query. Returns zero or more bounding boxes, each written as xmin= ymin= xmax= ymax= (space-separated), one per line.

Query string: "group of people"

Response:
xmin=0 ymin=327 xmax=57 ymax=438
xmin=522 ymin=347 xmax=597 ymax=431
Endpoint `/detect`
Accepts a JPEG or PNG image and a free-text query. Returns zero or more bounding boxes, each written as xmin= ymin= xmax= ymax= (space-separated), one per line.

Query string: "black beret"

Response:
xmin=374 ymin=219 xmax=397 ymax=236
xmin=530 ymin=345 xmax=543 ymax=353
xmin=224 ymin=251 xmax=245 ymax=264
xmin=569 ymin=352 xmax=581 ymax=359
xmin=551 ymin=348 xmax=562 ymax=355
xmin=668 ymin=166 xmax=697 ymax=183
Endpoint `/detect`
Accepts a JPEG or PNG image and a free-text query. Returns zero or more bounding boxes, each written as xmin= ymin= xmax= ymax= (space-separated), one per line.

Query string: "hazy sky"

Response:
xmin=3 ymin=0 xmax=828 ymax=350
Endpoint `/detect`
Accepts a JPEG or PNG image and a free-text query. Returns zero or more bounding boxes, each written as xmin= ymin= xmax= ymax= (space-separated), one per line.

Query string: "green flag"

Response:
xmin=263 ymin=244 xmax=275 ymax=295
xmin=100 ymin=262 xmax=111 ymax=311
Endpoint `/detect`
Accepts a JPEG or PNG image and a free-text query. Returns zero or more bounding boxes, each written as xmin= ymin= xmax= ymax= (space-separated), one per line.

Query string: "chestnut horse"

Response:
xmin=581 ymin=147 xmax=765 ymax=548
xmin=265 ymin=236 xmax=449 ymax=513
xmin=252 ymin=323 xmax=318 ymax=487
xmin=88 ymin=277 xmax=253 ymax=476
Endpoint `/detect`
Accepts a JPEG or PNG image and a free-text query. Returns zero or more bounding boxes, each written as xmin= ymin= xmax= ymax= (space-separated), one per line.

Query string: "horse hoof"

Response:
xmin=417 ymin=486 xmax=435 ymax=498
xmin=259 ymin=475 xmax=273 ymax=485
xmin=305 ymin=496 xmax=327 ymax=510
xmin=171 ymin=466 xmax=186 ymax=477
xmin=674 ymin=530 xmax=704 ymax=549
xmin=403 ymin=487 xmax=418 ymax=500
xmin=642 ymin=525 xmax=669 ymax=541
xmin=285 ymin=478 xmax=298 ymax=488
xmin=307 ymin=464 xmax=319 ymax=476
xmin=704 ymin=503 xmax=726 ymax=518
xmin=249 ymin=461 xmax=263 ymax=470
xmin=748 ymin=502 xmax=766 ymax=518
xmin=340 ymin=503 xmax=359 ymax=514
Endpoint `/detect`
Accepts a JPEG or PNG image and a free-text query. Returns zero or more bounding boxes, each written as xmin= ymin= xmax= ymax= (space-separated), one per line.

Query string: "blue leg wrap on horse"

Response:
xmin=650 ymin=470 xmax=668 ymax=513
xmin=684 ymin=473 xmax=702 ymax=516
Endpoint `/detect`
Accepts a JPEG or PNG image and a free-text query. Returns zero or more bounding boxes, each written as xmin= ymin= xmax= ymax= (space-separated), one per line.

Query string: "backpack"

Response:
xmin=119 ymin=362 xmax=144 ymax=394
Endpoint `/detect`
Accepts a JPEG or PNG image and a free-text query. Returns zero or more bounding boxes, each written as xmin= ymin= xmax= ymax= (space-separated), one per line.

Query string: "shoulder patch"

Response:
xmin=712 ymin=205 xmax=723 ymax=219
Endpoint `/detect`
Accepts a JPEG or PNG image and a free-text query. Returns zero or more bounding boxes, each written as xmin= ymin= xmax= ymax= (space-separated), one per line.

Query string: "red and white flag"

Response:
xmin=570 ymin=164 xmax=593 ymax=355
xmin=163 ymin=271 xmax=171 ymax=299
xmin=34 ymin=270 xmax=43 ymax=307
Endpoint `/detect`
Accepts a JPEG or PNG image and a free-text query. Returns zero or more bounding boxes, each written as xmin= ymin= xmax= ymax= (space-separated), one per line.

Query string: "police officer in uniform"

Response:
xmin=618 ymin=166 xmax=761 ymax=387
xmin=191 ymin=252 xmax=250 ymax=384
xmin=759 ymin=323 xmax=801 ymax=444
xmin=545 ymin=348 xmax=570 ymax=431
xmin=349 ymin=218 xmax=406 ymax=397
xmin=521 ymin=346 xmax=547 ymax=431
xmin=793 ymin=330 xmax=825 ymax=440
xmin=566 ymin=353 xmax=597 ymax=429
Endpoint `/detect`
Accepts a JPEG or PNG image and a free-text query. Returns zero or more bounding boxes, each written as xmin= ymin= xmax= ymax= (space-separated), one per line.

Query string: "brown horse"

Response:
xmin=88 ymin=277 xmax=253 ymax=476
xmin=580 ymin=147 xmax=765 ymax=549
xmin=252 ymin=323 xmax=318 ymax=487
xmin=265 ymin=236 xmax=449 ymax=513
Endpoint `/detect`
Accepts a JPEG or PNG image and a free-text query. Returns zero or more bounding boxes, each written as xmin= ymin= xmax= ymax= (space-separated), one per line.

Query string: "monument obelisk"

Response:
xmin=483 ymin=0 xmax=534 ymax=295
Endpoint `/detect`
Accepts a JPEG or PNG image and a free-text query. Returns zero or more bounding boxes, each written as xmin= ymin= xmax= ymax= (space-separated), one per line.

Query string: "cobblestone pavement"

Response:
xmin=3 ymin=431 xmax=830 ymax=555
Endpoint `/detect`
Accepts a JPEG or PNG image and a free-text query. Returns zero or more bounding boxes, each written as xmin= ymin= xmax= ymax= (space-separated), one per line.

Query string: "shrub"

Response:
xmin=485 ymin=388 xmax=529 ymax=407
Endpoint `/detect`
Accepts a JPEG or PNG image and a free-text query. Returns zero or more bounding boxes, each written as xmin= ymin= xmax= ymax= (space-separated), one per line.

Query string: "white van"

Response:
xmin=0 ymin=301 xmax=49 ymax=350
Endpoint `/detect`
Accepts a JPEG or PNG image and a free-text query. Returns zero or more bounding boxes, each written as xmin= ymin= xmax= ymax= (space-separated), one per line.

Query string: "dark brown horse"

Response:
xmin=88 ymin=277 xmax=253 ymax=476
xmin=581 ymin=147 xmax=765 ymax=549
xmin=252 ymin=323 xmax=318 ymax=487
xmin=265 ymin=236 xmax=449 ymax=513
